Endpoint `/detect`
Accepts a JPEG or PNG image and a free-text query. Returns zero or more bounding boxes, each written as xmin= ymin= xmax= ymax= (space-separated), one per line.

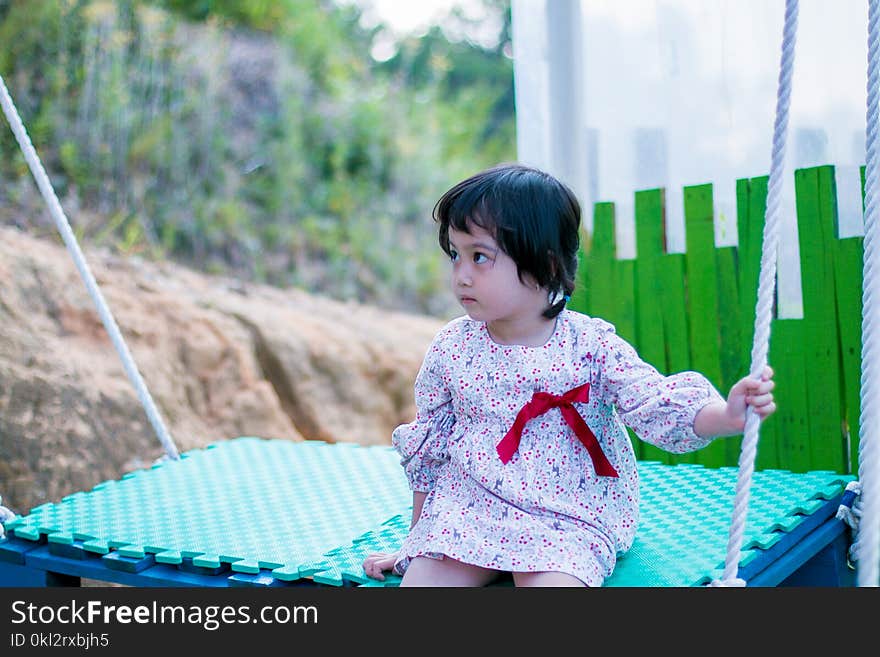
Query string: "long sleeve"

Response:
xmin=590 ymin=319 xmax=725 ymax=453
xmin=392 ymin=335 xmax=456 ymax=492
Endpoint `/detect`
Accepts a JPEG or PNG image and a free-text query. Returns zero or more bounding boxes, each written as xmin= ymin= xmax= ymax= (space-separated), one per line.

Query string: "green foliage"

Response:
xmin=162 ymin=0 xmax=290 ymax=32
xmin=0 ymin=0 xmax=515 ymax=316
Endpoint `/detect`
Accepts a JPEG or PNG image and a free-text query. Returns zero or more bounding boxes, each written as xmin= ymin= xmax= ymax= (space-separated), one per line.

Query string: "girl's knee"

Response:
xmin=400 ymin=555 xmax=500 ymax=587
xmin=512 ymin=570 xmax=588 ymax=587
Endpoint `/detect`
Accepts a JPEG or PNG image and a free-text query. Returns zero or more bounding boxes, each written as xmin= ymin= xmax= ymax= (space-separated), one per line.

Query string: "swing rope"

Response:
xmin=853 ymin=0 xmax=880 ymax=588
xmin=0 ymin=73 xmax=180 ymax=463
xmin=711 ymin=0 xmax=799 ymax=587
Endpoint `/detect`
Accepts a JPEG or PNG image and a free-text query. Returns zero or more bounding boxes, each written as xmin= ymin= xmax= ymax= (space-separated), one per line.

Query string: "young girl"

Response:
xmin=363 ymin=163 xmax=776 ymax=587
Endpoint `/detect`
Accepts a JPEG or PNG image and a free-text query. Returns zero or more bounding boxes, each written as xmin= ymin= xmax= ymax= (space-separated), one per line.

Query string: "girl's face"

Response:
xmin=447 ymin=222 xmax=549 ymax=339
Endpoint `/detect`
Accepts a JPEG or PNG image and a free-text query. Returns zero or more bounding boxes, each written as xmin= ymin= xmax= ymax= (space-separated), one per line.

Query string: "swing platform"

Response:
xmin=0 ymin=437 xmax=855 ymax=588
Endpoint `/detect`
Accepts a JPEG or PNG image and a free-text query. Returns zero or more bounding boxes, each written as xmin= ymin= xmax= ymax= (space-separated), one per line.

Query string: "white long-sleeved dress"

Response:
xmin=392 ymin=309 xmax=724 ymax=586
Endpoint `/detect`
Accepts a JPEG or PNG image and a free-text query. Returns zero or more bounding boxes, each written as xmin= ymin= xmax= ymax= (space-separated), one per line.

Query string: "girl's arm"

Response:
xmin=693 ymin=366 xmax=776 ymax=438
xmin=411 ymin=491 xmax=427 ymax=528
xmin=591 ymin=320 xmax=773 ymax=453
xmin=364 ymin=323 xmax=459 ymax=581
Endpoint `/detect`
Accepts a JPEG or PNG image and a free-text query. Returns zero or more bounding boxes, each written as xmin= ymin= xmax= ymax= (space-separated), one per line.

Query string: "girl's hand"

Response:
xmin=362 ymin=552 xmax=398 ymax=581
xmin=724 ymin=365 xmax=777 ymax=430
xmin=694 ymin=365 xmax=776 ymax=438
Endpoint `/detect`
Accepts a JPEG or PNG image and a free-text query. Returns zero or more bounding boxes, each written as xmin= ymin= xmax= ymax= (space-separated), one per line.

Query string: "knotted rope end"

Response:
xmin=835 ymin=480 xmax=862 ymax=528
xmin=708 ymin=577 xmax=747 ymax=587
xmin=0 ymin=495 xmax=18 ymax=539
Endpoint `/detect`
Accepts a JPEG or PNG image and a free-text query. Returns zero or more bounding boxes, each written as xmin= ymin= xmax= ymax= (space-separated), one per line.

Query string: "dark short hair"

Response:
xmin=433 ymin=162 xmax=581 ymax=318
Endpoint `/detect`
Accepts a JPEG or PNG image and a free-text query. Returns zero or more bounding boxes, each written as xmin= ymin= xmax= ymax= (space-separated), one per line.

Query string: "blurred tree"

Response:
xmin=0 ymin=0 xmax=515 ymax=317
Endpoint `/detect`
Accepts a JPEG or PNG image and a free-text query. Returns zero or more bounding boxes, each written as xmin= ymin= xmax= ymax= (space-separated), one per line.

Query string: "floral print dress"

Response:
xmin=392 ymin=309 xmax=724 ymax=586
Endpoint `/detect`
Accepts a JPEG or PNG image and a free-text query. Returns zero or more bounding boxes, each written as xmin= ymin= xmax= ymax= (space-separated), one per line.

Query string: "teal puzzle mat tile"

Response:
xmin=9 ymin=437 xmax=412 ymax=584
xmin=47 ymin=532 xmax=73 ymax=545
xmin=606 ymin=463 xmax=851 ymax=586
xmin=311 ymin=514 xmax=410 ymax=586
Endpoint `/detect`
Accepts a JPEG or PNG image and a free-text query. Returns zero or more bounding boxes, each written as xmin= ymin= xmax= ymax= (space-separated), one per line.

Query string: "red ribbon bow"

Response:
xmin=496 ymin=382 xmax=619 ymax=477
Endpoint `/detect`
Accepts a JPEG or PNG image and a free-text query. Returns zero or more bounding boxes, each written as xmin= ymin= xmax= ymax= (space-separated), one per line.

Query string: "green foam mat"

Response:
xmin=319 ymin=462 xmax=853 ymax=587
xmin=608 ymin=462 xmax=851 ymax=586
xmin=3 ymin=438 xmax=852 ymax=586
xmin=5 ymin=437 xmax=411 ymax=582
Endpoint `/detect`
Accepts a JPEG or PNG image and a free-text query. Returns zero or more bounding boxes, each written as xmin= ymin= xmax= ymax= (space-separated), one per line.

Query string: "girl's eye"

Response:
xmin=473 ymin=252 xmax=489 ymax=264
xmin=449 ymin=249 xmax=459 ymax=262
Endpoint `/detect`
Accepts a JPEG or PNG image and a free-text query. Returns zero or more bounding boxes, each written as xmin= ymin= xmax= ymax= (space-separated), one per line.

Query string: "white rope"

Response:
xmin=712 ymin=0 xmax=799 ymax=587
xmin=0 ymin=73 xmax=180 ymax=462
xmin=854 ymin=0 xmax=880 ymax=588
xmin=0 ymin=495 xmax=16 ymax=539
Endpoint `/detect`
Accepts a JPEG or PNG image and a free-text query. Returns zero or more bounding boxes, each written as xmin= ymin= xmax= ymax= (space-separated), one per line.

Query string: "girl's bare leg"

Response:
xmin=401 ymin=556 xmax=501 ymax=587
xmin=512 ymin=571 xmax=587 ymax=587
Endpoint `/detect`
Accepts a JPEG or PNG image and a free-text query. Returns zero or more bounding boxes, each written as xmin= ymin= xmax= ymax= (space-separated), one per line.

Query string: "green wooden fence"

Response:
xmin=570 ymin=164 xmax=863 ymax=475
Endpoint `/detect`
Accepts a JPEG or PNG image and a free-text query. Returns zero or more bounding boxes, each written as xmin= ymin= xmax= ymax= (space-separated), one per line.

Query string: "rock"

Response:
xmin=0 ymin=226 xmax=445 ymax=514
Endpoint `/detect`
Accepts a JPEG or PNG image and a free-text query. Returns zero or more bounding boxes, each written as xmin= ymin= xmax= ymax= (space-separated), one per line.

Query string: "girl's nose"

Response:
xmin=454 ymin=263 xmax=473 ymax=287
